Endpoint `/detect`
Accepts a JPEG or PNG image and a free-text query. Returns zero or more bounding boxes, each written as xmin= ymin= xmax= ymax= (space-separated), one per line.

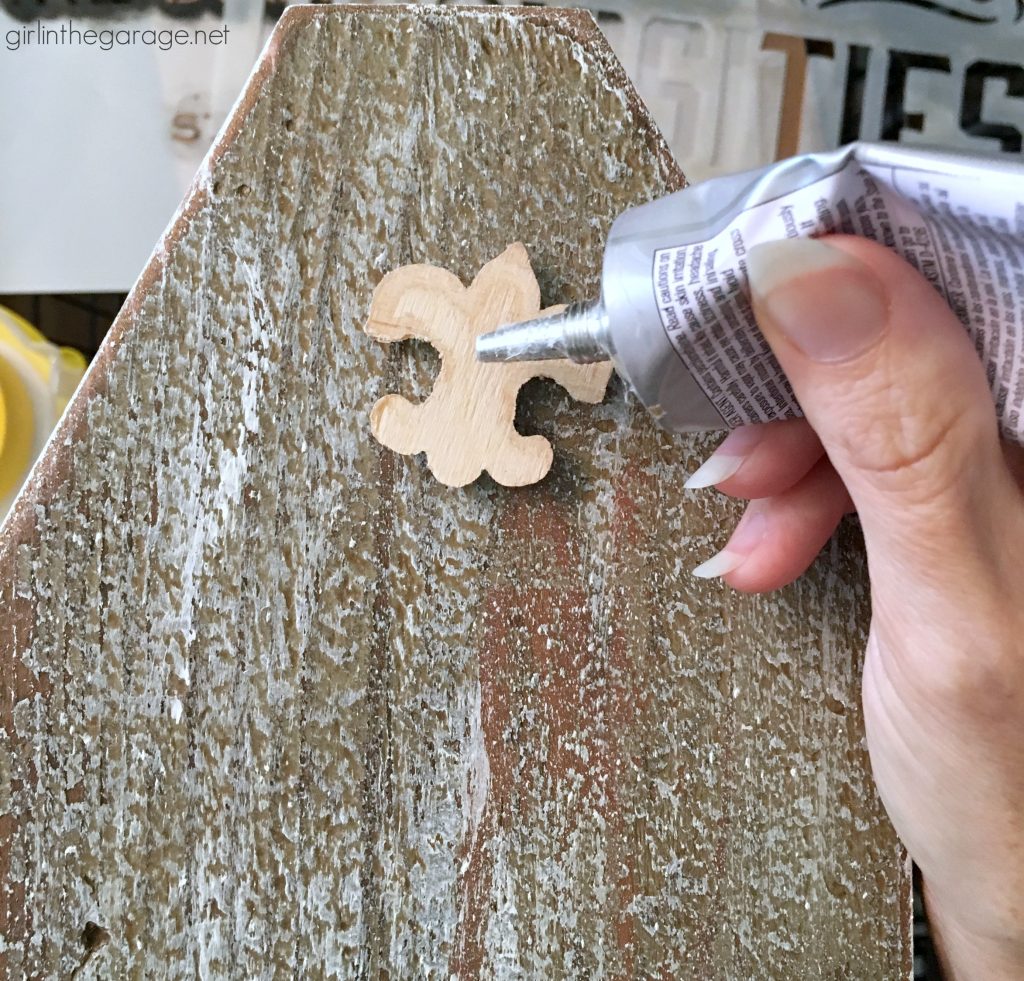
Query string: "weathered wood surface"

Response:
xmin=0 ymin=6 xmax=910 ymax=978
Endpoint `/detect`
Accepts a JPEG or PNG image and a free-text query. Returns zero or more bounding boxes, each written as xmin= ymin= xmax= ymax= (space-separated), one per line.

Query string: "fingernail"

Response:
xmin=746 ymin=239 xmax=889 ymax=363
xmin=685 ymin=427 xmax=763 ymax=489
xmin=692 ymin=550 xmax=746 ymax=579
xmin=692 ymin=509 xmax=767 ymax=580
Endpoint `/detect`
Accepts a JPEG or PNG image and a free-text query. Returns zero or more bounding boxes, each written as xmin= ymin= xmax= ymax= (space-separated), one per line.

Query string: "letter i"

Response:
xmin=839 ymin=45 xmax=870 ymax=143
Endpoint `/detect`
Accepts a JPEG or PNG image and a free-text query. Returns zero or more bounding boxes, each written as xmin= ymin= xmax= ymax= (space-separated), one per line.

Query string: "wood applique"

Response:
xmin=364 ymin=244 xmax=613 ymax=487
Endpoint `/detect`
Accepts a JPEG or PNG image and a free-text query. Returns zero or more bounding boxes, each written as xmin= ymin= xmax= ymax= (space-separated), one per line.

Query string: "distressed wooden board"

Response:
xmin=0 ymin=6 xmax=910 ymax=978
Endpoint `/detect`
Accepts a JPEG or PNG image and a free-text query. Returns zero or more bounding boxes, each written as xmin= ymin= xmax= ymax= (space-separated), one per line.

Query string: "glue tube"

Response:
xmin=477 ymin=141 xmax=1024 ymax=446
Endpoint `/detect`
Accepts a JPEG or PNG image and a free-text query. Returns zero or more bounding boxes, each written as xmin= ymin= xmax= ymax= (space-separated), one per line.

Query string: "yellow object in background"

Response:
xmin=0 ymin=305 xmax=86 ymax=521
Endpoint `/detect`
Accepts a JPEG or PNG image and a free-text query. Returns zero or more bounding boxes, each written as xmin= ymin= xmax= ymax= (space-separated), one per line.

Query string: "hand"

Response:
xmin=686 ymin=236 xmax=1024 ymax=979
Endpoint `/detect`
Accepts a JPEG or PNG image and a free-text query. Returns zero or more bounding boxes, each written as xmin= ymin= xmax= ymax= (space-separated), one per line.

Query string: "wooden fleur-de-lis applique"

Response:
xmin=362 ymin=244 xmax=613 ymax=487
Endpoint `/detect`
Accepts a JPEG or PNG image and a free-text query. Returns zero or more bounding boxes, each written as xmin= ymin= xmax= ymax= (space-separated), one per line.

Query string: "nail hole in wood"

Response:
xmin=81 ymin=922 xmax=110 ymax=953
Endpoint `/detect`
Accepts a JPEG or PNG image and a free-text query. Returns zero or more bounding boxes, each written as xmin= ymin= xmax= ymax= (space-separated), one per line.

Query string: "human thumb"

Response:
xmin=745 ymin=235 xmax=1018 ymax=589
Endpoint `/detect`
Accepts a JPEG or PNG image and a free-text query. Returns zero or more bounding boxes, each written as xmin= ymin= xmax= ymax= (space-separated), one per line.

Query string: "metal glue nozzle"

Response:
xmin=476 ymin=299 xmax=613 ymax=364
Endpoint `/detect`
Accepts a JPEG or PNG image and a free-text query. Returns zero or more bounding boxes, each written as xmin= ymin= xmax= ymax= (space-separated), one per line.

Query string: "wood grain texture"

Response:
xmin=0 ymin=6 xmax=911 ymax=978
xmin=364 ymin=243 xmax=612 ymax=486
